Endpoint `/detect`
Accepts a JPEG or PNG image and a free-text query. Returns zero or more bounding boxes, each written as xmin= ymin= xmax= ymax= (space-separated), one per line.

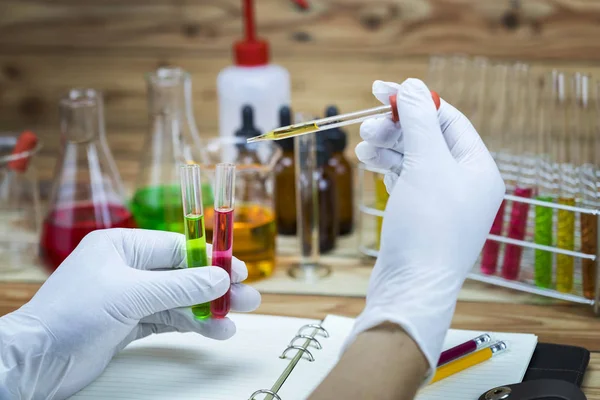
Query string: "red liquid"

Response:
xmin=40 ymin=203 xmax=136 ymax=271
xmin=502 ymin=187 xmax=533 ymax=280
xmin=211 ymin=208 xmax=234 ymax=319
xmin=438 ymin=340 xmax=477 ymax=366
xmin=480 ymin=200 xmax=506 ymax=275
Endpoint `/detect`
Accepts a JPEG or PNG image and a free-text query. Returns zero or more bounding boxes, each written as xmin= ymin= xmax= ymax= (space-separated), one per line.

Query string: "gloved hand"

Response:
xmin=0 ymin=229 xmax=261 ymax=400
xmin=349 ymin=79 xmax=505 ymax=379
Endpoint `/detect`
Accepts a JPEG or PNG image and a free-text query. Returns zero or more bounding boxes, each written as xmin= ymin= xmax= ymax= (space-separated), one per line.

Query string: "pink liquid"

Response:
xmin=40 ymin=203 xmax=136 ymax=272
xmin=480 ymin=200 xmax=506 ymax=275
xmin=501 ymin=187 xmax=533 ymax=280
xmin=211 ymin=208 xmax=234 ymax=318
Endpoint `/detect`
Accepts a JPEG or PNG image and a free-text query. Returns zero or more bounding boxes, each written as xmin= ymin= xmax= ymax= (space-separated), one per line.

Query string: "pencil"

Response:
xmin=430 ymin=341 xmax=507 ymax=384
xmin=438 ymin=334 xmax=492 ymax=366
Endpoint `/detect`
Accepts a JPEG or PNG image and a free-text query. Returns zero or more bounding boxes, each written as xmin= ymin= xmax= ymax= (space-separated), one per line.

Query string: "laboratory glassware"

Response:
xmin=0 ymin=131 xmax=42 ymax=272
xmin=578 ymin=74 xmax=597 ymax=299
xmin=180 ymin=164 xmax=210 ymax=319
xmin=480 ymin=64 xmax=510 ymax=275
xmin=40 ymin=89 xmax=136 ymax=271
xmin=131 ymin=67 xmax=211 ymax=233
xmin=534 ymin=71 xmax=559 ymax=288
xmin=210 ymin=163 xmax=236 ymax=318
xmin=246 ymin=92 xmax=440 ymax=143
xmin=555 ymin=72 xmax=577 ymax=293
xmin=274 ymin=105 xmax=297 ymax=235
xmin=314 ymin=134 xmax=338 ymax=253
xmin=201 ymin=136 xmax=280 ymax=281
xmin=288 ymin=113 xmax=331 ymax=280
xmin=502 ymin=64 xmax=535 ymax=280
xmin=323 ymin=105 xmax=354 ymax=236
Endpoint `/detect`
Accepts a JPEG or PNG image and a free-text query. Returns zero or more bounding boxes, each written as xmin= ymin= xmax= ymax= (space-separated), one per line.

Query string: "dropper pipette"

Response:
xmin=246 ymin=91 xmax=441 ymax=143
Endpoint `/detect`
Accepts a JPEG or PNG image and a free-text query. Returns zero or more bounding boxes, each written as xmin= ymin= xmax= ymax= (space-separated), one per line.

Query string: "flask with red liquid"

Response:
xmin=39 ymin=89 xmax=136 ymax=271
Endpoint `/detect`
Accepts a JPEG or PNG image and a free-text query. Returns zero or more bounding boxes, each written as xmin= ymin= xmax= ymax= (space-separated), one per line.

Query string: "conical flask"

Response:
xmin=40 ymin=89 xmax=136 ymax=271
xmin=130 ymin=67 xmax=212 ymax=233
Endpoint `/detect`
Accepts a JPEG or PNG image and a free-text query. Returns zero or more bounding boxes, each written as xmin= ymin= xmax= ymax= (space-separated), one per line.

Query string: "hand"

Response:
xmin=349 ymin=79 xmax=505 ymax=378
xmin=0 ymin=229 xmax=261 ymax=399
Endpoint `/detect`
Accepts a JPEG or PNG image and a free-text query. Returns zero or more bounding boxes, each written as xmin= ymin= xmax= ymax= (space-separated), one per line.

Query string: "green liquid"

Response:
xmin=184 ymin=213 xmax=210 ymax=319
xmin=130 ymin=184 xmax=214 ymax=233
xmin=534 ymin=195 xmax=554 ymax=288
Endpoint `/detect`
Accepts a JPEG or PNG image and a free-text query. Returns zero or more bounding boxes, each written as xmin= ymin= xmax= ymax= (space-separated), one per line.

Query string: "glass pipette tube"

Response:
xmin=247 ymin=91 xmax=441 ymax=143
xmin=180 ymin=164 xmax=210 ymax=319
xmin=210 ymin=163 xmax=236 ymax=318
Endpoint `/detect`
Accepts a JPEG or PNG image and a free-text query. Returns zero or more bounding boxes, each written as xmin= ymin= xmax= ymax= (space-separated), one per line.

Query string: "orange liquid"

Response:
xmin=205 ymin=203 xmax=276 ymax=281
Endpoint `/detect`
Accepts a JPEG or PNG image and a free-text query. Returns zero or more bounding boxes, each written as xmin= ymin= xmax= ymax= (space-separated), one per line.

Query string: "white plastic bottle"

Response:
xmin=217 ymin=0 xmax=291 ymax=137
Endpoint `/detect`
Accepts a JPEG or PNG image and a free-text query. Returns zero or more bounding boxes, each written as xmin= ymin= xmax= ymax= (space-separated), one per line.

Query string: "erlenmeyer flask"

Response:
xmin=130 ymin=67 xmax=212 ymax=233
xmin=40 ymin=89 xmax=136 ymax=271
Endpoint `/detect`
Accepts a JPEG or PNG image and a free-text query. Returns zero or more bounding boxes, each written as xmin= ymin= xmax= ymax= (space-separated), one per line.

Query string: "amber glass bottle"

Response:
xmin=315 ymin=136 xmax=338 ymax=253
xmin=323 ymin=105 xmax=354 ymax=235
xmin=274 ymin=106 xmax=297 ymax=235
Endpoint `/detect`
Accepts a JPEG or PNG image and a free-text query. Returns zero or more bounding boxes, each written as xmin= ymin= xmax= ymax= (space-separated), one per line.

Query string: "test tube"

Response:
xmin=502 ymin=64 xmax=534 ymax=280
xmin=580 ymin=75 xmax=597 ymax=299
xmin=210 ymin=163 xmax=236 ymax=318
xmin=534 ymin=71 xmax=559 ymax=288
xmin=480 ymin=64 xmax=510 ymax=275
xmin=180 ymin=164 xmax=210 ymax=319
xmin=556 ymin=72 xmax=576 ymax=293
xmin=288 ymin=113 xmax=330 ymax=280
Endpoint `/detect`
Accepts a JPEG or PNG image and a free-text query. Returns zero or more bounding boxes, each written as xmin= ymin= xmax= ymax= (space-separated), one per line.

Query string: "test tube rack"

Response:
xmin=356 ymin=163 xmax=600 ymax=314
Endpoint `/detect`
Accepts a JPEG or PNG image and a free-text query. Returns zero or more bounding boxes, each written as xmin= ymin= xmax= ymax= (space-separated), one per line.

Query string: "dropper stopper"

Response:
xmin=235 ymin=105 xmax=262 ymax=139
xmin=243 ymin=105 xmax=253 ymax=126
xmin=9 ymin=131 xmax=38 ymax=172
xmin=389 ymin=90 xmax=441 ymax=122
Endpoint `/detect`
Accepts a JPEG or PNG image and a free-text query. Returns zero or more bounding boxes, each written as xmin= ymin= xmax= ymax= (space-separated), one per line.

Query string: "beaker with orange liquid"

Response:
xmin=201 ymin=136 xmax=281 ymax=281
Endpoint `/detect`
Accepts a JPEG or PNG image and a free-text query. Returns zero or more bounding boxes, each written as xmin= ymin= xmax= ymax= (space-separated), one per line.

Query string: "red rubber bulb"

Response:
xmin=389 ymin=90 xmax=441 ymax=123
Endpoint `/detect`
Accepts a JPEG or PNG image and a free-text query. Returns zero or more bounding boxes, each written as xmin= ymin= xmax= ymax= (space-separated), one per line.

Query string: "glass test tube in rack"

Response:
xmin=356 ymin=163 xmax=600 ymax=314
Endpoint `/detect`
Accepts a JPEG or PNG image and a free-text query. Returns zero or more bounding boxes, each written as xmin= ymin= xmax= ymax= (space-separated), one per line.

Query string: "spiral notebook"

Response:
xmin=70 ymin=314 xmax=537 ymax=400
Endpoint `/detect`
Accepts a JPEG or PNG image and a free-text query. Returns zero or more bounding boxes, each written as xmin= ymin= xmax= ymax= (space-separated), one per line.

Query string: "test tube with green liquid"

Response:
xmin=180 ymin=164 xmax=210 ymax=319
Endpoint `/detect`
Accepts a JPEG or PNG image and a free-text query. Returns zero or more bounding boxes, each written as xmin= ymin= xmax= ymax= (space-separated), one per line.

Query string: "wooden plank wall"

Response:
xmin=2 ymin=0 xmax=600 ymax=187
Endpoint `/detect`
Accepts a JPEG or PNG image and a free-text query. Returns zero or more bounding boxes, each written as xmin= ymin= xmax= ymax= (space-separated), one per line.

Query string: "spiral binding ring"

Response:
xmin=289 ymin=334 xmax=322 ymax=349
xmin=280 ymin=345 xmax=315 ymax=361
xmin=248 ymin=389 xmax=282 ymax=400
xmin=297 ymin=324 xmax=329 ymax=338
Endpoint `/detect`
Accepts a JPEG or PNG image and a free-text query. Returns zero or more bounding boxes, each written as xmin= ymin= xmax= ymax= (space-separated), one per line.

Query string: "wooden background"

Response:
xmin=3 ymin=0 xmax=600 ymax=187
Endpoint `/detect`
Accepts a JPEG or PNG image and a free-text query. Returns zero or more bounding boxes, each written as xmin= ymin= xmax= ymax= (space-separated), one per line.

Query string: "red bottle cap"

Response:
xmin=234 ymin=0 xmax=269 ymax=66
xmin=8 ymin=131 xmax=38 ymax=172
xmin=389 ymin=90 xmax=441 ymax=123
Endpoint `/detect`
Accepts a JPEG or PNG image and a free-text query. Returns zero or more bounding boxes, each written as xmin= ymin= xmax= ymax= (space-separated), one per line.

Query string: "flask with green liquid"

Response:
xmin=131 ymin=67 xmax=213 ymax=233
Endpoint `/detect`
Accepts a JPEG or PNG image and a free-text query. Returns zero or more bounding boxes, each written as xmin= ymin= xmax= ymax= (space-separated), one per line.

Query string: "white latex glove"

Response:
xmin=0 ymin=228 xmax=261 ymax=400
xmin=349 ymin=79 xmax=505 ymax=379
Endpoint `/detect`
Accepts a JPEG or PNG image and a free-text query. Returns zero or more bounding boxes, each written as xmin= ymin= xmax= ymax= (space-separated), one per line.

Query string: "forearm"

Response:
xmin=309 ymin=323 xmax=428 ymax=400
xmin=0 ymin=310 xmax=68 ymax=400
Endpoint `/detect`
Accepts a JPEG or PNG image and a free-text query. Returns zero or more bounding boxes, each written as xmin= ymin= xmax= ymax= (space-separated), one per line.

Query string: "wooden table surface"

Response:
xmin=1 ymin=282 xmax=600 ymax=398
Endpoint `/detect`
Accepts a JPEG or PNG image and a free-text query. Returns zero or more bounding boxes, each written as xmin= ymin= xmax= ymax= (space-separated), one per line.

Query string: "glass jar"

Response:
xmin=200 ymin=136 xmax=281 ymax=281
xmin=0 ymin=132 xmax=42 ymax=272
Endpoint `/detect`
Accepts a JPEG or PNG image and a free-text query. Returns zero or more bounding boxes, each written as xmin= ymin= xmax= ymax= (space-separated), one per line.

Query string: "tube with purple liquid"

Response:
xmin=210 ymin=163 xmax=236 ymax=319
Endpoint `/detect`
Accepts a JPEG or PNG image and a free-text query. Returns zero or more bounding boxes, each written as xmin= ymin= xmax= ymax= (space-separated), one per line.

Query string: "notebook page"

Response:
xmin=278 ymin=315 xmax=355 ymax=399
xmin=416 ymin=330 xmax=538 ymax=400
xmin=70 ymin=313 xmax=319 ymax=400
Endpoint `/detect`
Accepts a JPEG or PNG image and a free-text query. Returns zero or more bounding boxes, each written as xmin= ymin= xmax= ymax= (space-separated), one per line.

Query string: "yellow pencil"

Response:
xmin=430 ymin=341 xmax=507 ymax=384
